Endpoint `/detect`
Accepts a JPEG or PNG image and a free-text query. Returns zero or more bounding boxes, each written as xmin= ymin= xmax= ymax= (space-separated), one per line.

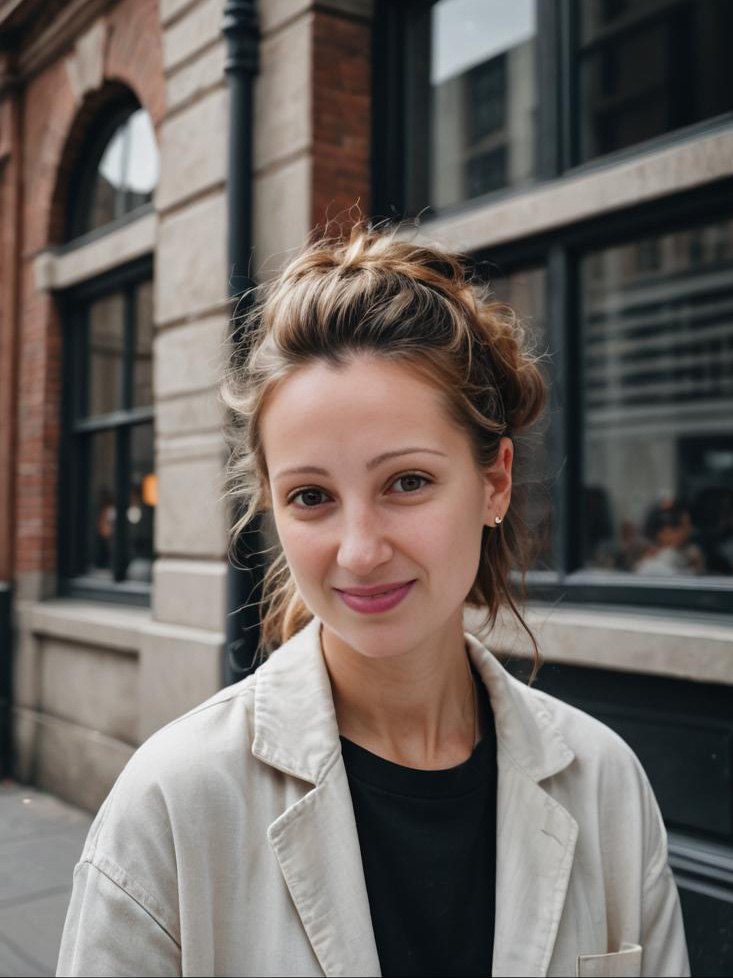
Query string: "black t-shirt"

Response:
xmin=340 ymin=672 xmax=497 ymax=978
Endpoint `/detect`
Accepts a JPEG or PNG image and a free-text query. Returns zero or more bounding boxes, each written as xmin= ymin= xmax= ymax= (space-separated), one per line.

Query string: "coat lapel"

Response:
xmin=268 ymin=760 xmax=381 ymax=977
xmin=466 ymin=634 xmax=579 ymax=977
xmin=252 ymin=617 xmax=381 ymax=977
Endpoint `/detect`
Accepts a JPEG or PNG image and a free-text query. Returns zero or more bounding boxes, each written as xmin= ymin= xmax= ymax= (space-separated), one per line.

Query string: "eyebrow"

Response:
xmin=273 ymin=448 xmax=448 ymax=482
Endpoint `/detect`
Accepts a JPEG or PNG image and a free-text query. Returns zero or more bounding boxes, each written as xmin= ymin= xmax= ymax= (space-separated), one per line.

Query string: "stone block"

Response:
xmin=163 ymin=0 xmax=223 ymax=73
xmin=166 ymin=39 xmax=225 ymax=111
xmin=156 ymin=192 xmax=228 ymax=325
xmin=154 ymin=315 xmax=228 ymax=398
xmin=157 ymin=87 xmax=228 ymax=212
xmin=12 ymin=626 xmax=40 ymax=710
xmin=156 ymin=387 xmax=224 ymax=436
xmin=12 ymin=707 xmax=135 ymax=815
xmin=65 ymin=18 xmax=106 ymax=104
xmin=153 ymin=557 xmax=227 ymax=632
xmin=254 ymin=15 xmax=311 ymax=171
xmin=155 ymin=452 xmax=229 ymax=558
xmin=260 ymin=0 xmax=310 ymax=34
xmin=161 ymin=0 xmax=198 ymax=26
xmin=38 ymin=638 xmax=138 ymax=745
xmin=138 ymin=620 xmax=224 ymax=741
xmin=252 ymin=154 xmax=311 ymax=279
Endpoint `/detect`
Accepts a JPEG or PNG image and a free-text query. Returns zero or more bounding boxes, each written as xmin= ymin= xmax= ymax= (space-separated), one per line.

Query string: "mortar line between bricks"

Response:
xmin=0 ymin=931 xmax=49 ymax=976
xmin=0 ymin=883 xmax=72 ymax=912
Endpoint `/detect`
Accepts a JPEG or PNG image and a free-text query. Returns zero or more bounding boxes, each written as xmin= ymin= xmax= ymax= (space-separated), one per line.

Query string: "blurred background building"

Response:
xmin=0 ymin=0 xmax=731 ymax=973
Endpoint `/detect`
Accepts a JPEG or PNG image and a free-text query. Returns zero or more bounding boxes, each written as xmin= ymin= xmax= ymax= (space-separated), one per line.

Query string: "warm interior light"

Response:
xmin=142 ymin=473 xmax=157 ymax=507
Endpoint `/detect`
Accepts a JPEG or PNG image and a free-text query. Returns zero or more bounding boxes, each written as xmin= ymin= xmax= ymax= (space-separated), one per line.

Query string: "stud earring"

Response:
xmin=494 ymin=515 xmax=502 ymax=525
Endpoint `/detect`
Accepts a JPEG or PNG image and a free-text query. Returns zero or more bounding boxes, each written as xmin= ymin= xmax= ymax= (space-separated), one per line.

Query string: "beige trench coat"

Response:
xmin=56 ymin=616 xmax=690 ymax=978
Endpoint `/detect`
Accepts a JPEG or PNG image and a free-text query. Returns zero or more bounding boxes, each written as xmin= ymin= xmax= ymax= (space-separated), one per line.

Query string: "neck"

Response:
xmin=320 ymin=611 xmax=480 ymax=770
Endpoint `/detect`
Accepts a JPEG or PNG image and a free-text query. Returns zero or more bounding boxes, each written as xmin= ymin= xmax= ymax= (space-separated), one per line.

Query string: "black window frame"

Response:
xmin=58 ymin=255 xmax=155 ymax=608
xmin=475 ymin=177 xmax=733 ymax=616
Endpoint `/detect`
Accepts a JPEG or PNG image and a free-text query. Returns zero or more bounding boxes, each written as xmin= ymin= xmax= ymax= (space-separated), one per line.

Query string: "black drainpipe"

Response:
xmin=221 ymin=0 xmax=263 ymax=685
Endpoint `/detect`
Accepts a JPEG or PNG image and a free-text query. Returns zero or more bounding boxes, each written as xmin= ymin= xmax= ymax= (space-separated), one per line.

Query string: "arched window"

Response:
xmin=66 ymin=95 xmax=159 ymax=241
xmin=59 ymin=93 xmax=158 ymax=603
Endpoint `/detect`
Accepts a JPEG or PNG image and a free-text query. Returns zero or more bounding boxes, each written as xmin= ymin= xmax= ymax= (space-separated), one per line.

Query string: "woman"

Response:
xmin=57 ymin=225 xmax=689 ymax=978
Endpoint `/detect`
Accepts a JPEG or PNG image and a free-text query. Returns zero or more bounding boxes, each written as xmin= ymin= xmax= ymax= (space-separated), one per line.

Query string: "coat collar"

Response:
xmin=252 ymin=615 xmax=575 ymax=787
xmin=253 ymin=615 xmax=578 ymax=978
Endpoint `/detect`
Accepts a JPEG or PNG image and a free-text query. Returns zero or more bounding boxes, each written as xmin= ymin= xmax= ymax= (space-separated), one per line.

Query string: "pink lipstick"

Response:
xmin=335 ymin=580 xmax=416 ymax=614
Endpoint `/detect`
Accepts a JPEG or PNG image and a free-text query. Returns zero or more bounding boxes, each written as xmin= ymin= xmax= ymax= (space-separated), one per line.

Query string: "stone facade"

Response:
xmin=0 ymin=0 xmax=375 ymax=811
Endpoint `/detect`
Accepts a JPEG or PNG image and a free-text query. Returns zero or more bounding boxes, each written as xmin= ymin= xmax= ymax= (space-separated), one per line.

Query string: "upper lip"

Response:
xmin=335 ymin=581 xmax=415 ymax=596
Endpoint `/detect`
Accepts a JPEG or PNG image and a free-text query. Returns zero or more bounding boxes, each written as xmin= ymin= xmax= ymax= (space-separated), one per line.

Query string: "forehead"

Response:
xmin=260 ymin=356 xmax=461 ymax=466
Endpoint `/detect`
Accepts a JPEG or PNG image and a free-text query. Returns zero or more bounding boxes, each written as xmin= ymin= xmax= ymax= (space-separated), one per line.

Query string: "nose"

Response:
xmin=336 ymin=505 xmax=393 ymax=577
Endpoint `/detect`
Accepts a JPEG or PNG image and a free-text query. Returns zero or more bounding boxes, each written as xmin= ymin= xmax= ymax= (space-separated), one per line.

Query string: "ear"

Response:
xmin=482 ymin=436 xmax=513 ymax=526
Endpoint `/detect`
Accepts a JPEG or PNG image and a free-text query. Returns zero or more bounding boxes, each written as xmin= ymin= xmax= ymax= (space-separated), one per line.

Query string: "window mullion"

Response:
xmin=558 ymin=0 xmax=579 ymax=172
xmin=114 ymin=425 xmax=130 ymax=583
xmin=536 ymin=0 xmax=562 ymax=179
xmin=546 ymin=244 xmax=581 ymax=576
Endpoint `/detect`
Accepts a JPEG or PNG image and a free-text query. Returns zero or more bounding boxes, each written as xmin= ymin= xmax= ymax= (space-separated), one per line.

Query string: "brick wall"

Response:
xmin=13 ymin=0 xmax=165 ymax=583
xmin=311 ymin=8 xmax=371 ymax=230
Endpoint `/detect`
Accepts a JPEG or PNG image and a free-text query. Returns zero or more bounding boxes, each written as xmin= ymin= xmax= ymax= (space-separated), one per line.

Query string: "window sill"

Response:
xmin=33 ymin=207 xmax=156 ymax=292
xmin=403 ymin=121 xmax=733 ymax=255
xmin=465 ymin=602 xmax=733 ymax=686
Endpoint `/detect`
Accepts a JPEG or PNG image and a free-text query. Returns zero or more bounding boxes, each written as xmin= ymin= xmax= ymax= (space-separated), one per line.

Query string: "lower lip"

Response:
xmin=336 ymin=581 xmax=416 ymax=614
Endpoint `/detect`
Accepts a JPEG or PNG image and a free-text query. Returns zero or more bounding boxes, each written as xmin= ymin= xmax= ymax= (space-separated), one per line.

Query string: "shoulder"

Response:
xmin=519 ymin=679 xmax=667 ymax=869
xmin=79 ymin=672 xmax=260 ymax=874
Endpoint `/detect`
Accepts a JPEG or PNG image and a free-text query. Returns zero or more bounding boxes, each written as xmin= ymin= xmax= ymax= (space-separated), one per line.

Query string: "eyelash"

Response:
xmin=286 ymin=472 xmax=433 ymax=510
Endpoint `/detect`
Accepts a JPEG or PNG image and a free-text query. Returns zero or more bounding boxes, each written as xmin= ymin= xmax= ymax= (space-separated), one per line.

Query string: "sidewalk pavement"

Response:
xmin=0 ymin=779 xmax=93 ymax=977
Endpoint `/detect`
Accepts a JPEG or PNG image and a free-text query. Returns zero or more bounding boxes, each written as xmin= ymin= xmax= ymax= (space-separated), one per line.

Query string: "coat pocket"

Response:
xmin=576 ymin=942 xmax=642 ymax=977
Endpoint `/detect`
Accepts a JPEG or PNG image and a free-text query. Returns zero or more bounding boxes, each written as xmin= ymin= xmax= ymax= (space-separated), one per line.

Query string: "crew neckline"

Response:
xmin=339 ymin=675 xmax=495 ymax=799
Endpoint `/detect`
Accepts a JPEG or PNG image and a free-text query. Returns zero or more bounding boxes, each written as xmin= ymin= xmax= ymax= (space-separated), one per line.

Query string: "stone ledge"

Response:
xmin=32 ymin=211 xmax=156 ymax=292
xmin=412 ymin=125 xmax=733 ymax=255
xmin=465 ymin=604 xmax=733 ymax=686
xmin=19 ymin=599 xmax=151 ymax=653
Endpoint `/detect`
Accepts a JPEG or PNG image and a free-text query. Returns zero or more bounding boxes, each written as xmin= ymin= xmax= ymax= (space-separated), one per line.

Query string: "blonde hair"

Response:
xmin=221 ymin=222 xmax=547 ymax=676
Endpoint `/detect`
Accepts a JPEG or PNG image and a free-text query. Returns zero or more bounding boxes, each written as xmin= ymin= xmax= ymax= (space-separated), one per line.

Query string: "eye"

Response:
xmin=390 ymin=473 xmax=432 ymax=494
xmin=287 ymin=487 xmax=329 ymax=509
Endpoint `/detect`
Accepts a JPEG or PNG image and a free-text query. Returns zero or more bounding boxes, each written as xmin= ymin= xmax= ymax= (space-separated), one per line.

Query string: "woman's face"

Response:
xmin=261 ymin=354 xmax=513 ymax=660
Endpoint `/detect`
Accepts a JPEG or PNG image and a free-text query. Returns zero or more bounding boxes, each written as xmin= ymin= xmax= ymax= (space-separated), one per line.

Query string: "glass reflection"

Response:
xmin=89 ymin=108 xmax=159 ymax=231
xmin=126 ymin=424 xmax=155 ymax=583
xmin=581 ymin=217 xmax=733 ymax=578
xmin=429 ymin=0 xmax=536 ymax=210
xmin=578 ymin=0 xmax=733 ymax=162
xmin=87 ymin=430 xmax=116 ymax=579
xmin=133 ymin=281 xmax=153 ymax=409
xmin=88 ymin=293 xmax=125 ymax=417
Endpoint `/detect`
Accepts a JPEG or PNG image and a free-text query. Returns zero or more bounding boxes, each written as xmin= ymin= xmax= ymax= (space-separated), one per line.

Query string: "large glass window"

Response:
xmin=62 ymin=268 xmax=155 ymax=599
xmin=60 ymin=92 xmax=157 ymax=604
xmin=404 ymin=0 xmax=537 ymax=214
xmin=577 ymin=0 xmax=733 ymax=162
xmin=580 ymin=216 xmax=733 ymax=581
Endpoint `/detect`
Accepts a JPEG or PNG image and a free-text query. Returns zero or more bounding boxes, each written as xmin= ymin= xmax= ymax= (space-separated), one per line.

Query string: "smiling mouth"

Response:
xmin=336 ymin=581 xmax=415 ymax=597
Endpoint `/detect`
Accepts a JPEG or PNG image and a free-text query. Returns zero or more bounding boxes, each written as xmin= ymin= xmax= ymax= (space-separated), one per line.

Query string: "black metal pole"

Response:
xmin=222 ymin=0 xmax=262 ymax=684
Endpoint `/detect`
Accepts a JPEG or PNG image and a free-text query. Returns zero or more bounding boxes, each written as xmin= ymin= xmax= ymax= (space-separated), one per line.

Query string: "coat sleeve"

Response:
xmin=56 ymin=860 xmax=181 ymax=977
xmin=639 ymin=804 xmax=691 ymax=978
